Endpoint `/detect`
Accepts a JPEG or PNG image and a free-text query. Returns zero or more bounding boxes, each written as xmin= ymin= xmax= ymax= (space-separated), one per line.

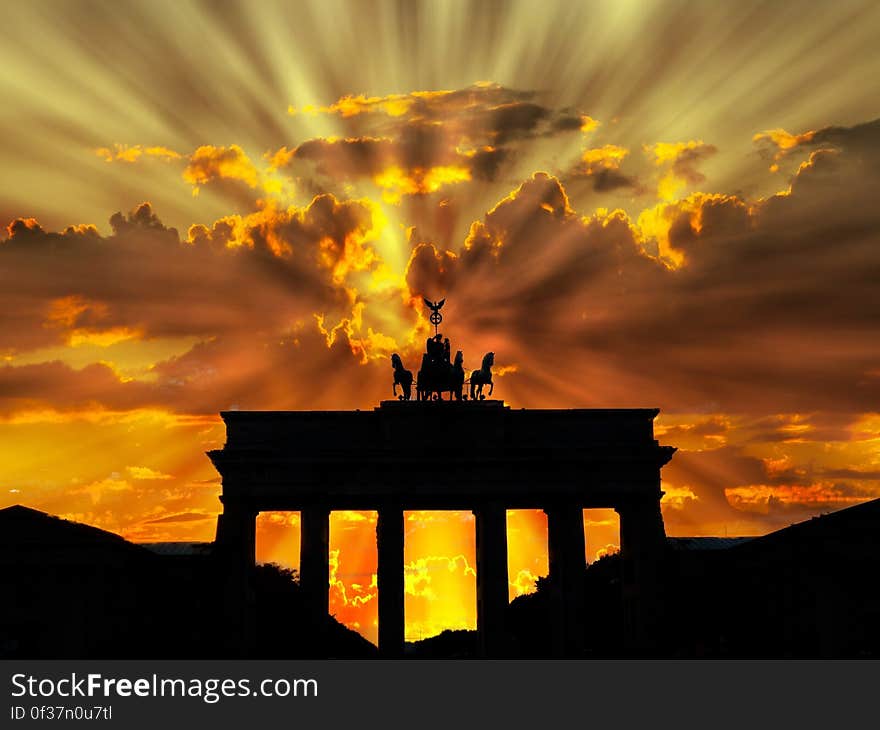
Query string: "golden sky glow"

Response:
xmin=2 ymin=0 xmax=880 ymax=644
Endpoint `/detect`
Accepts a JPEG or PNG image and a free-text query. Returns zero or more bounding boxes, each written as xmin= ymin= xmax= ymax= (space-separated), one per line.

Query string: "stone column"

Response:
xmin=616 ymin=495 xmax=666 ymax=653
xmin=474 ymin=503 xmax=509 ymax=656
xmin=377 ymin=505 xmax=405 ymax=657
xmin=545 ymin=503 xmax=587 ymax=656
xmin=214 ymin=501 xmax=257 ymax=656
xmin=215 ymin=501 xmax=257 ymax=568
xmin=300 ymin=506 xmax=330 ymax=623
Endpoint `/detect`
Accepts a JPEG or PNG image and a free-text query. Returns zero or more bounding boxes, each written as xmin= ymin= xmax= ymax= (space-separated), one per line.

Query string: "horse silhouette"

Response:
xmin=391 ymin=353 xmax=413 ymax=401
xmin=470 ymin=352 xmax=494 ymax=400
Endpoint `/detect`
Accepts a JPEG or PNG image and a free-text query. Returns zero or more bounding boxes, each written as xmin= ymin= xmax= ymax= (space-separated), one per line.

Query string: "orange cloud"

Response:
xmin=661 ymin=484 xmax=699 ymax=509
xmin=126 ymin=465 xmax=174 ymax=480
xmin=67 ymin=326 xmax=142 ymax=348
xmin=290 ymin=92 xmax=418 ymax=118
xmin=191 ymin=194 xmax=381 ymax=272
xmin=581 ymin=144 xmax=629 ymax=170
xmin=95 ymin=144 xmax=182 ymax=163
xmin=183 ymin=144 xmax=260 ymax=194
xmin=572 ymin=144 xmax=637 ymax=191
xmin=404 ymin=554 xmax=476 ymax=599
xmin=725 ymin=483 xmax=870 ymax=510
xmin=274 ymin=134 xmax=483 ymax=200
xmin=753 ymin=128 xmax=818 ymax=170
xmin=5 ymin=217 xmax=42 ymax=238
xmin=45 ymin=295 xmax=106 ymax=329
xmin=655 ymin=414 xmax=730 ymax=452
xmin=510 ymin=568 xmax=540 ymax=597
xmin=594 ymin=543 xmax=620 ymax=560
xmin=96 ymin=142 xmax=290 ymax=200
xmin=580 ymin=115 xmax=600 ymax=133
xmin=635 ymin=191 xmax=748 ymax=267
xmin=752 ymin=119 xmax=880 ymax=175
xmin=43 ymin=296 xmax=143 ymax=348
xmin=374 ymin=164 xmax=471 ymax=204
xmin=645 ymin=140 xmax=717 ymax=201
xmin=288 ymin=83 xmax=537 ymax=121
xmin=315 ymin=297 xmax=407 ymax=364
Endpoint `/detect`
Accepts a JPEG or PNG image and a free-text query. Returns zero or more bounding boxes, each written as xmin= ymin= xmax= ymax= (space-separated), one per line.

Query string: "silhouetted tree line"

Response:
xmin=1 ymin=553 xmax=374 ymax=659
xmin=410 ymin=508 xmax=880 ymax=658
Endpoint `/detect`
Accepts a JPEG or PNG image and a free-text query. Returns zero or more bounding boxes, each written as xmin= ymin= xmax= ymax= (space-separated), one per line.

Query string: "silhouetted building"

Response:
xmin=209 ymin=402 xmax=676 ymax=657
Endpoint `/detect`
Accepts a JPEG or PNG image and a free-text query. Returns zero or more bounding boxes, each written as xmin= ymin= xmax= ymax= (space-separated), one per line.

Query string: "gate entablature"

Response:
xmin=208 ymin=403 xmax=673 ymax=509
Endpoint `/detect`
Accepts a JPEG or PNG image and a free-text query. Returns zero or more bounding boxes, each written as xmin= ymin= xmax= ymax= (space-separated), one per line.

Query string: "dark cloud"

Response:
xmin=756 ymin=118 xmax=880 ymax=168
xmin=469 ymin=146 xmax=509 ymax=182
xmin=403 ymin=121 xmax=880 ymax=414
xmin=405 ymin=241 xmax=458 ymax=299
xmin=287 ymin=137 xmax=394 ymax=178
xmin=0 ymin=197 xmax=377 ymax=352
xmin=487 ymin=102 xmax=549 ymax=144
xmin=0 ymin=326 xmax=389 ymax=417
xmin=550 ymin=113 xmax=585 ymax=133
xmin=0 ymin=361 xmax=165 ymax=413
xmin=589 ymin=167 xmax=640 ymax=192
xmin=280 ymin=84 xmax=586 ymax=189
xmin=669 ymin=141 xmax=717 ymax=185
xmin=109 ymin=201 xmax=178 ymax=237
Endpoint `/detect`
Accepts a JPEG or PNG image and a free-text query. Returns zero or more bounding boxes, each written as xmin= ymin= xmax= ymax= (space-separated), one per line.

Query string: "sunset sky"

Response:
xmin=2 ymin=0 xmax=879 ymax=644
